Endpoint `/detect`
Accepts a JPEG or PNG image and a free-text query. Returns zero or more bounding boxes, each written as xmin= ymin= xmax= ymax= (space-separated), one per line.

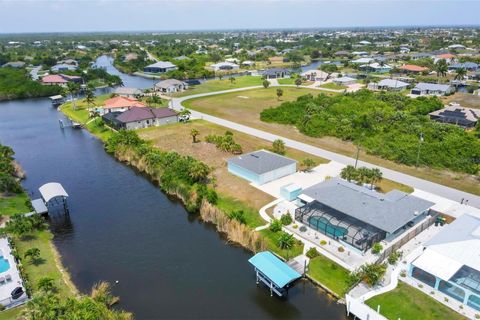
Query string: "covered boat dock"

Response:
xmin=248 ymin=251 xmax=301 ymax=297
xmin=32 ymin=182 xmax=69 ymax=215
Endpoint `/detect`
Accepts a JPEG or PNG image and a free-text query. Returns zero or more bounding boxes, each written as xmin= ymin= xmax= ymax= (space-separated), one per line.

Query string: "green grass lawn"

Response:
xmin=319 ymin=83 xmax=347 ymax=90
xmin=0 ymin=306 xmax=22 ymax=320
xmin=216 ymin=196 xmax=265 ymax=229
xmin=277 ymin=78 xmax=314 ymax=86
xmin=0 ymin=192 xmax=31 ymax=216
xmin=366 ymin=282 xmax=466 ymax=320
xmin=307 ymin=254 xmax=351 ymax=297
xmin=175 ymin=76 xmax=263 ymax=97
xmin=260 ymin=229 xmax=303 ymax=260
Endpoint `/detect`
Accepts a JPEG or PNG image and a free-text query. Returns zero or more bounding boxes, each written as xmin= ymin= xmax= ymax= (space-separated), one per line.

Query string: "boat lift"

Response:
xmin=31 ymin=182 xmax=69 ymax=216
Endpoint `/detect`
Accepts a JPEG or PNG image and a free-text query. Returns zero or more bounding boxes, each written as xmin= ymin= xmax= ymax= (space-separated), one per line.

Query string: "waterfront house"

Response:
xmin=409 ymin=214 xmax=480 ymax=312
xmin=301 ymin=69 xmax=329 ymax=82
xmin=154 ymin=79 xmax=189 ymax=93
xmin=101 ymin=96 xmax=146 ymax=114
xmin=411 ymin=82 xmax=454 ymax=96
xmin=399 ymin=64 xmax=429 ymax=74
xmin=351 ymin=57 xmax=374 ymax=64
xmin=113 ymin=87 xmax=143 ymax=98
xmin=209 ymin=61 xmax=239 ymax=71
xmin=333 ymin=76 xmax=357 ymax=86
xmin=51 ymin=64 xmax=78 ymax=72
xmin=241 ymin=60 xmax=255 ymax=67
xmin=227 ymin=150 xmax=297 ymax=185
xmin=0 ymin=237 xmax=28 ymax=309
xmin=434 ymin=53 xmax=456 ymax=64
xmin=103 ymin=107 xmax=178 ymax=130
xmin=368 ymin=78 xmax=409 ymax=91
xmin=429 ymin=104 xmax=480 ymax=129
xmin=143 ymin=61 xmax=178 ymax=73
xmin=359 ymin=62 xmax=392 ymax=73
xmin=449 ymin=62 xmax=478 ymax=72
xmin=295 ymin=177 xmax=434 ymax=252
xmin=1 ymin=61 xmax=26 ymax=68
xmin=41 ymin=74 xmax=82 ymax=86
xmin=262 ymin=68 xmax=290 ymax=79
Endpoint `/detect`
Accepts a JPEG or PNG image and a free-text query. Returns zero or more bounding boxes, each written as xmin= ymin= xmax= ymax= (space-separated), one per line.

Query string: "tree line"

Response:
xmin=260 ymin=90 xmax=480 ymax=174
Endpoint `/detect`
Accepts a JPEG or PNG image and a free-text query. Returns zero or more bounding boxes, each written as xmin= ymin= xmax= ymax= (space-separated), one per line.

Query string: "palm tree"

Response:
xmin=357 ymin=167 xmax=372 ymax=186
xmin=454 ymin=67 xmax=467 ymax=81
xmin=278 ymin=232 xmax=295 ymax=259
xmin=276 ymin=88 xmax=283 ymax=101
xmin=188 ymin=162 xmax=210 ymax=183
xmin=435 ymin=59 xmax=448 ymax=78
xmin=340 ymin=165 xmax=357 ymax=182
xmin=37 ymin=277 xmax=57 ymax=293
xmin=84 ymin=84 xmax=96 ymax=110
xmin=263 ymin=79 xmax=270 ymax=89
xmin=24 ymin=247 xmax=40 ymax=264
xmin=301 ymin=158 xmax=317 ymax=172
xmin=295 ymin=77 xmax=302 ymax=88
xmin=229 ymin=77 xmax=236 ymax=84
xmin=190 ymin=128 xmax=199 ymax=143
xmin=369 ymin=168 xmax=383 ymax=190
xmin=272 ymin=139 xmax=286 ymax=155
xmin=91 ymin=281 xmax=119 ymax=307
xmin=66 ymin=82 xmax=80 ymax=110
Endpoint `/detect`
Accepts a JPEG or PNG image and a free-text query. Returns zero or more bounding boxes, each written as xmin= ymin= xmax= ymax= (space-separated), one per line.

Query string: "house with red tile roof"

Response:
xmin=399 ymin=64 xmax=429 ymax=74
xmin=101 ymin=96 xmax=146 ymax=114
xmin=434 ymin=53 xmax=456 ymax=64
xmin=41 ymin=74 xmax=82 ymax=86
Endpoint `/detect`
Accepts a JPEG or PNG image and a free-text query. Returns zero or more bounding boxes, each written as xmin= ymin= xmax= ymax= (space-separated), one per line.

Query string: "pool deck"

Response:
xmin=0 ymin=237 xmax=28 ymax=309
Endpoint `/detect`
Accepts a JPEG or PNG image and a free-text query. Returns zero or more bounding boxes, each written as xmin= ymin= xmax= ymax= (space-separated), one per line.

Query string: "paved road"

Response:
xmin=171 ymin=86 xmax=480 ymax=208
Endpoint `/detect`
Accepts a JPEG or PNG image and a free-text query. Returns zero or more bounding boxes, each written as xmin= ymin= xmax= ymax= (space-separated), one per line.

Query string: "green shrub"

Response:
xmin=280 ymin=213 xmax=292 ymax=225
xmin=320 ymin=240 xmax=327 ymax=245
xmin=306 ymin=247 xmax=320 ymax=259
xmin=229 ymin=210 xmax=246 ymax=224
xmin=269 ymin=219 xmax=283 ymax=233
xmin=388 ymin=250 xmax=403 ymax=265
xmin=338 ymin=246 xmax=345 ymax=253
xmin=371 ymin=242 xmax=383 ymax=254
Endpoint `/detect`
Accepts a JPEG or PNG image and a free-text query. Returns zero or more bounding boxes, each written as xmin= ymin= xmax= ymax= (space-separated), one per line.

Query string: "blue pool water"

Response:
xmin=308 ymin=216 xmax=348 ymax=238
xmin=0 ymin=257 xmax=10 ymax=273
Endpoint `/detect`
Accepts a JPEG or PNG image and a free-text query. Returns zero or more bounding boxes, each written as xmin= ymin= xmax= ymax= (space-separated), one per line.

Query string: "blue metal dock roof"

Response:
xmin=248 ymin=251 xmax=301 ymax=288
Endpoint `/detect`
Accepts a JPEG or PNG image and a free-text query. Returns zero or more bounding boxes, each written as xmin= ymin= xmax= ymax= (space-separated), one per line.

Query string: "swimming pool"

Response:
xmin=308 ymin=216 xmax=348 ymax=238
xmin=0 ymin=257 xmax=10 ymax=273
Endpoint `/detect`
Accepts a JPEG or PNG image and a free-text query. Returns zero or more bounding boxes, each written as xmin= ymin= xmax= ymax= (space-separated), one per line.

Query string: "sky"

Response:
xmin=0 ymin=0 xmax=479 ymax=33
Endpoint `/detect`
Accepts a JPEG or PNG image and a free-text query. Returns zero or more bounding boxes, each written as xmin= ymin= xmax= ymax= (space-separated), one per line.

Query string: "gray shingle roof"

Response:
xmin=145 ymin=61 xmax=177 ymax=69
xmin=116 ymin=107 xmax=177 ymax=123
xmin=377 ymin=79 xmax=409 ymax=88
xmin=301 ymin=178 xmax=434 ymax=233
xmin=228 ymin=150 xmax=296 ymax=175
xmin=414 ymin=82 xmax=451 ymax=92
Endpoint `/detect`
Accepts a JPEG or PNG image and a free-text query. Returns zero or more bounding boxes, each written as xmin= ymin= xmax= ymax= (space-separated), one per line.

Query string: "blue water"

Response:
xmin=0 ymin=257 xmax=10 ymax=273
xmin=308 ymin=216 xmax=348 ymax=238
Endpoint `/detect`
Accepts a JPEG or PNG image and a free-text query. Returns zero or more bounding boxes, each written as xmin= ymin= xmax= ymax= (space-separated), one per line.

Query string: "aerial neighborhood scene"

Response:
xmin=1 ymin=0 xmax=480 ymax=319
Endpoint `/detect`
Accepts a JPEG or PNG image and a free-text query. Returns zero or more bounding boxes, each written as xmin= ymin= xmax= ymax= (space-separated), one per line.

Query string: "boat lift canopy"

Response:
xmin=249 ymin=251 xmax=301 ymax=290
xmin=39 ymin=182 xmax=69 ymax=203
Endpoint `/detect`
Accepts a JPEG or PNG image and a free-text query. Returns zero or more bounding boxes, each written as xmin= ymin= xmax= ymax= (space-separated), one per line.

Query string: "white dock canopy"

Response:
xmin=39 ymin=182 xmax=69 ymax=203
xmin=49 ymin=95 xmax=63 ymax=101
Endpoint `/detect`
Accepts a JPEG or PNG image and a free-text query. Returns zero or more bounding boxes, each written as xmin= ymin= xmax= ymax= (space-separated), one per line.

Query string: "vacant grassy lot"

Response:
xmin=139 ymin=120 xmax=327 ymax=211
xmin=366 ymin=282 xmax=466 ymax=320
xmin=277 ymin=78 xmax=314 ymax=86
xmin=175 ymin=76 xmax=263 ymax=97
xmin=307 ymin=254 xmax=351 ymax=297
xmin=319 ymin=83 xmax=347 ymax=90
xmin=441 ymin=92 xmax=480 ymax=109
xmin=184 ymin=88 xmax=480 ymax=196
xmin=0 ymin=192 xmax=30 ymax=216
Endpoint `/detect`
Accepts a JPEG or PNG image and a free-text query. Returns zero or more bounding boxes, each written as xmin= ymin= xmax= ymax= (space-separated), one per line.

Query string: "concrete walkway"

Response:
xmin=255 ymin=198 xmax=283 ymax=231
xmin=171 ymin=86 xmax=480 ymax=208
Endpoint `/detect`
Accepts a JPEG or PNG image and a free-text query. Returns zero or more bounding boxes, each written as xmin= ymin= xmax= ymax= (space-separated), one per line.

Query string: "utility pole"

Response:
xmin=415 ymin=132 xmax=424 ymax=168
xmin=355 ymin=145 xmax=361 ymax=168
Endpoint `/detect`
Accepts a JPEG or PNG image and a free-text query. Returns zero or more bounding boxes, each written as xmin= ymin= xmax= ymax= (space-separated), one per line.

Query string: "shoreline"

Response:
xmin=49 ymin=240 xmax=80 ymax=296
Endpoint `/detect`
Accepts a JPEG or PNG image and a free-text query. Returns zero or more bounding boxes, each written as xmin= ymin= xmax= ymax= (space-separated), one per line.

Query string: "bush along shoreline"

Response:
xmin=105 ymin=130 xmax=267 ymax=253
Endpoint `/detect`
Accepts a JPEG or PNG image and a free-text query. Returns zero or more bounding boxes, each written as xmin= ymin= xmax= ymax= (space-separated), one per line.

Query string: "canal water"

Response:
xmin=0 ymin=57 xmax=347 ymax=319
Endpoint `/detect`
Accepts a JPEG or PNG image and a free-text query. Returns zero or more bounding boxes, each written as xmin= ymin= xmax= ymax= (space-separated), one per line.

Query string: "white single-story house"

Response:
xmin=210 ymin=61 xmax=239 ymax=71
xmin=154 ymin=79 xmax=188 ymax=93
xmin=241 ymin=60 xmax=255 ymax=67
xmin=301 ymin=70 xmax=329 ymax=82
xmin=143 ymin=61 xmax=178 ymax=73
xmin=410 ymin=214 xmax=480 ymax=312
xmin=333 ymin=76 xmax=357 ymax=86
xmin=411 ymin=82 xmax=454 ymax=96
xmin=114 ymin=87 xmax=143 ymax=98
xmin=368 ymin=79 xmax=409 ymax=91
xmin=351 ymin=57 xmax=373 ymax=64
xmin=359 ymin=63 xmax=392 ymax=73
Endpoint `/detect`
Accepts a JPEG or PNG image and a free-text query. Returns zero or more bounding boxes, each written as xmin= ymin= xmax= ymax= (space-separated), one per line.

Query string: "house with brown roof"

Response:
xmin=399 ymin=64 xmax=429 ymax=74
xmin=41 ymin=74 xmax=82 ymax=86
xmin=101 ymin=96 xmax=146 ymax=114
xmin=102 ymin=107 xmax=178 ymax=130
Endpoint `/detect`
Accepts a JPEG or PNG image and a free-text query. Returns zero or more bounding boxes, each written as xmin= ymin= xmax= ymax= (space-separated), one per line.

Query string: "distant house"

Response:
xmin=334 ymin=51 xmax=350 ymax=57
xmin=409 ymin=214 xmax=480 ymax=312
xmin=399 ymin=47 xmax=411 ymax=54
xmin=369 ymin=79 xmax=409 ymax=91
xmin=410 ymin=52 xmax=432 ymax=60
xmin=429 ymin=105 xmax=480 ymax=129
xmin=143 ymin=61 xmax=178 ymax=73
xmin=154 ymin=79 xmax=188 ymax=93
xmin=102 ymin=107 xmax=178 ymax=130
xmin=268 ymin=56 xmax=287 ymax=64
xmin=2 ymin=61 xmax=26 ymax=68
xmin=411 ymin=82 xmax=454 ymax=96
xmin=399 ymin=64 xmax=429 ymax=74
xmin=241 ymin=60 xmax=255 ymax=67
xmin=448 ymin=44 xmax=466 ymax=50
xmin=101 ymin=96 xmax=146 ymax=114
xmin=41 ymin=74 xmax=82 ymax=86
xmin=210 ymin=61 xmax=239 ymax=71
xmin=113 ymin=87 xmax=143 ymax=98
xmin=262 ymin=68 xmax=290 ymax=79
xmin=359 ymin=63 xmax=392 ymax=73
xmin=351 ymin=57 xmax=373 ymax=64
xmin=449 ymin=62 xmax=478 ymax=72
xmin=51 ymin=64 xmax=78 ymax=72
xmin=333 ymin=76 xmax=357 ymax=86
xmin=358 ymin=40 xmax=371 ymax=46
xmin=227 ymin=150 xmax=297 ymax=185
xmin=352 ymin=51 xmax=369 ymax=57
xmin=174 ymin=55 xmax=190 ymax=61
xmin=301 ymin=69 xmax=329 ymax=82
xmin=434 ymin=53 xmax=456 ymax=64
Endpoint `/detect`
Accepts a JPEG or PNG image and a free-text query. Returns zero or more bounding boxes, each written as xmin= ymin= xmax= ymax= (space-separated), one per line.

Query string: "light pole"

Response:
xmin=355 ymin=145 xmax=361 ymax=168
xmin=415 ymin=132 xmax=424 ymax=168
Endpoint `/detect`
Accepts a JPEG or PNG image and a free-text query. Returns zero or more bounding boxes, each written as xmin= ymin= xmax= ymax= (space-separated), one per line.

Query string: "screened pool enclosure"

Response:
xmin=295 ymin=201 xmax=386 ymax=252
